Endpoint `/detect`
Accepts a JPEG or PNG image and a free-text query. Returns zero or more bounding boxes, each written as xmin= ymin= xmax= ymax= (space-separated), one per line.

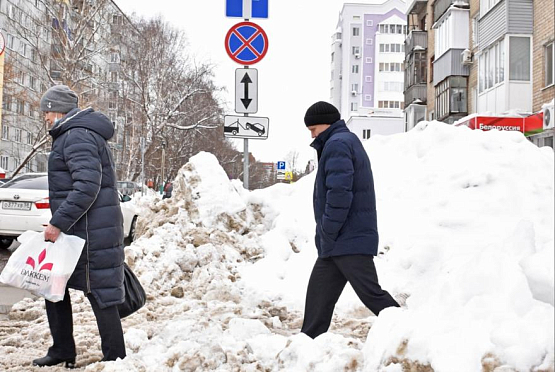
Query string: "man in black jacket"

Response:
xmin=301 ymin=101 xmax=400 ymax=339
xmin=33 ymin=85 xmax=126 ymax=368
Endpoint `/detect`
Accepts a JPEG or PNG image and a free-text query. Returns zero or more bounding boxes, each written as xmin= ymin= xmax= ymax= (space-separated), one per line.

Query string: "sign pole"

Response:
xmin=243 ymin=138 xmax=249 ymax=189
xmin=243 ymin=99 xmax=249 ymax=189
xmin=140 ymin=137 xmax=145 ymax=196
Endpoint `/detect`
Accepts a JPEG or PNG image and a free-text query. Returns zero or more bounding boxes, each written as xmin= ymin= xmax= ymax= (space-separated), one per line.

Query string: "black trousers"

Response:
xmin=45 ymin=289 xmax=126 ymax=361
xmin=301 ymin=254 xmax=399 ymax=339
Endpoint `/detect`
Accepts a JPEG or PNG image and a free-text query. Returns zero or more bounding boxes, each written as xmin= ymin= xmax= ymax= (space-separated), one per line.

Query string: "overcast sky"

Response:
xmin=114 ymin=0 xmax=368 ymax=169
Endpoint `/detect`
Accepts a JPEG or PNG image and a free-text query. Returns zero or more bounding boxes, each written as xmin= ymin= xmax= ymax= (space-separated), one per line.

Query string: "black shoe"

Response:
xmin=32 ymin=355 xmax=76 ymax=369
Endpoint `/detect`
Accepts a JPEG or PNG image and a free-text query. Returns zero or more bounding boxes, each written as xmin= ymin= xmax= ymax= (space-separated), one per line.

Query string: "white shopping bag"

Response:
xmin=0 ymin=231 xmax=85 ymax=302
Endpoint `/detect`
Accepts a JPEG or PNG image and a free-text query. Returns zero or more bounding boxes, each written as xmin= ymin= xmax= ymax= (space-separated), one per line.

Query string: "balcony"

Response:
xmin=406 ymin=0 xmax=427 ymax=15
xmin=434 ymin=0 xmax=469 ymax=23
xmin=404 ymin=83 xmax=427 ymax=106
xmin=405 ymin=31 xmax=427 ymax=55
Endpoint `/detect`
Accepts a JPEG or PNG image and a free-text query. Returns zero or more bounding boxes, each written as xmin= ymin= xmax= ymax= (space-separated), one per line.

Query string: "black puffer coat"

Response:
xmin=48 ymin=107 xmax=124 ymax=309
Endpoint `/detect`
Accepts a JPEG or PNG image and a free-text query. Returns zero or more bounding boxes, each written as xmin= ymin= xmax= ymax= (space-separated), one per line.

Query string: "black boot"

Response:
xmin=32 ymin=355 xmax=76 ymax=369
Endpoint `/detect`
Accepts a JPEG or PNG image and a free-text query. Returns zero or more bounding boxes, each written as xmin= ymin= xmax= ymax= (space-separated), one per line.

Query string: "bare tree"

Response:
xmin=120 ymin=17 xmax=224 ymax=182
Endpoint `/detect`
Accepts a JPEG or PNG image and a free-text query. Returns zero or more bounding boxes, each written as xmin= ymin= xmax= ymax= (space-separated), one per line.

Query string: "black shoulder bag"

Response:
xmin=118 ymin=263 xmax=146 ymax=318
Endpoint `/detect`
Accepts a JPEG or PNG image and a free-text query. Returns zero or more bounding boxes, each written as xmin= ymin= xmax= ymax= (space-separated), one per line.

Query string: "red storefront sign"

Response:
xmin=456 ymin=112 xmax=544 ymax=136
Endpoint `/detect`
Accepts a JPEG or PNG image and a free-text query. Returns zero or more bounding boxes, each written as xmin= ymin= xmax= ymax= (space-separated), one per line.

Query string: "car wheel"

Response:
xmin=258 ymin=132 xmax=263 ymax=136
xmin=232 ymin=130 xmax=237 ymax=135
xmin=0 ymin=236 xmax=14 ymax=250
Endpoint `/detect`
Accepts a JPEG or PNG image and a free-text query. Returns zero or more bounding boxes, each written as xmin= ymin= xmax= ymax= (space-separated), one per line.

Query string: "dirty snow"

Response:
xmin=0 ymin=121 xmax=553 ymax=371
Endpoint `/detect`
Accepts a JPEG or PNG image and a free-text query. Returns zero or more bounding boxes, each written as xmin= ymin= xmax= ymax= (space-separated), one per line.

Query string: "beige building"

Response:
xmin=532 ymin=0 xmax=554 ymax=113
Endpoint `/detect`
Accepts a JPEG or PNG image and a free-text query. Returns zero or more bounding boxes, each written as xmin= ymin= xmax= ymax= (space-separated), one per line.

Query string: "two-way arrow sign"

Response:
xmin=235 ymin=68 xmax=258 ymax=114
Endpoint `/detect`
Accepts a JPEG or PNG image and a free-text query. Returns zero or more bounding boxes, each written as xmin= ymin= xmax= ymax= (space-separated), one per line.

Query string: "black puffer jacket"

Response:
xmin=48 ymin=107 xmax=124 ymax=309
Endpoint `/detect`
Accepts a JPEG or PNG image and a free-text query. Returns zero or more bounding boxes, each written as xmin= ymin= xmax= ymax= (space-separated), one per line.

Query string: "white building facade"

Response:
xmin=331 ymin=0 xmax=407 ymax=140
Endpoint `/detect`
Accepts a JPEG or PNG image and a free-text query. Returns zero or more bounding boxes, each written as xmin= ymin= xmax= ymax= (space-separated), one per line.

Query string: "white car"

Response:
xmin=0 ymin=173 xmax=138 ymax=249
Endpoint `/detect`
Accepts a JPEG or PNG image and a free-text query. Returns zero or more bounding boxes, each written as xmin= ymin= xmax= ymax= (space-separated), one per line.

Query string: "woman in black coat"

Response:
xmin=33 ymin=85 xmax=126 ymax=368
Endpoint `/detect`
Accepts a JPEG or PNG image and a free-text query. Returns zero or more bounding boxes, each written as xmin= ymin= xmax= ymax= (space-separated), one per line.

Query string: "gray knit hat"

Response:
xmin=40 ymin=85 xmax=78 ymax=113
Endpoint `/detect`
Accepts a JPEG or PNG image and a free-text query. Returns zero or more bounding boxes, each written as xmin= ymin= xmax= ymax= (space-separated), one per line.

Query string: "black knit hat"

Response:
xmin=304 ymin=101 xmax=340 ymax=126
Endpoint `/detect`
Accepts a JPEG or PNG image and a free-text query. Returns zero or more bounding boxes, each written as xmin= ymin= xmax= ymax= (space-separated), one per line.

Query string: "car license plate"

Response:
xmin=2 ymin=201 xmax=32 ymax=211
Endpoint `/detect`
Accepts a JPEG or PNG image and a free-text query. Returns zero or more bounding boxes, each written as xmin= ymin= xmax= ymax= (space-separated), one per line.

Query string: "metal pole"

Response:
xmin=161 ymin=140 xmax=166 ymax=194
xmin=140 ymin=137 xmax=145 ymax=196
xmin=243 ymin=138 xmax=249 ymax=189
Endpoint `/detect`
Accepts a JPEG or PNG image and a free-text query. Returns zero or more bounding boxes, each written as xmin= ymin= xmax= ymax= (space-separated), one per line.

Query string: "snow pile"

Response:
xmin=244 ymin=122 xmax=554 ymax=371
xmin=0 ymin=122 xmax=553 ymax=371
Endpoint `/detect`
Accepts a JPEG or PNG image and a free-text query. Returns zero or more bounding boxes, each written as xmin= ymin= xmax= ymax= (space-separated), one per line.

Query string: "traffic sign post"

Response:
xmin=235 ymin=68 xmax=258 ymax=114
xmin=277 ymin=161 xmax=286 ymax=171
xmin=225 ymin=22 xmax=268 ymax=65
xmin=224 ymin=2 xmax=269 ymax=190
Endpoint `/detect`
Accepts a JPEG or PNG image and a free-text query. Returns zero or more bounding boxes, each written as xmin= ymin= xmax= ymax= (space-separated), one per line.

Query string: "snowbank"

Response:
xmin=0 ymin=122 xmax=552 ymax=372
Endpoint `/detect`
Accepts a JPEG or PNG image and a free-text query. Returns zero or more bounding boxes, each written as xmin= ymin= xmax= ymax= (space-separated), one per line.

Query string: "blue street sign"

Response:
xmin=277 ymin=161 xmax=286 ymax=170
xmin=226 ymin=0 xmax=268 ymax=19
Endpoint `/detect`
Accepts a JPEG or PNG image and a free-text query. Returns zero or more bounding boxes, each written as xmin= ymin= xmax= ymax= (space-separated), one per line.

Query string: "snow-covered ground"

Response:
xmin=0 ymin=121 xmax=553 ymax=371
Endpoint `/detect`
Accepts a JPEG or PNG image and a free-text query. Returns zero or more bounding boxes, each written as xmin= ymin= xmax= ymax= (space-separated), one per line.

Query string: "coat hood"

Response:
xmin=49 ymin=107 xmax=114 ymax=141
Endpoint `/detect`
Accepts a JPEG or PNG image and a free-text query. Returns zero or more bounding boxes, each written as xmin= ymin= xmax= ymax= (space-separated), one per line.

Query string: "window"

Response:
xmin=363 ymin=129 xmax=371 ymax=139
xmin=0 ymin=157 xmax=8 ymax=170
xmin=509 ymin=37 xmax=530 ymax=81
xmin=15 ymin=128 xmax=22 ymax=143
xmin=397 ymin=25 xmax=403 ymax=34
xmin=111 ymin=71 xmax=118 ymax=82
xmin=352 ymin=65 xmax=359 ymax=73
xmin=16 ymin=100 xmax=25 ymax=115
xmin=110 ymin=52 xmax=120 ymax=63
xmin=545 ymin=42 xmax=554 ymax=87
xmin=351 ymin=83 xmax=359 ymax=92
xmin=367 ymin=20 xmax=374 ymax=27
xmin=2 ymin=125 xmax=9 ymax=140
xmin=351 ymin=102 xmax=358 ymax=111
xmin=7 ymin=34 xmax=15 ymax=49
xmin=435 ymin=76 xmax=468 ymax=120
xmin=379 ymin=24 xmax=387 ymax=33
xmin=2 ymin=95 xmax=12 ymax=111
xmin=479 ymin=39 xmax=505 ymax=92
xmin=364 ymin=94 xmax=372 ymax=101
xmin=365 ymin=57 xmax=373 ymax=63
xmin=366 ymin=38 xmax=373 ymax=45
xmin=365 ymin=76 xmax=373 ymax=82
xmin=390 ymin=25 xmax=395 ymax=33
xmin=27 ymin=131 xmax=33 ymax=145
xmin=109 ymin=92 xmax=118 ymax=109
xmin=331 ymin=52 xmax=334 ymax=62
xmin=472 ymin=16 xmax=479 ymax=47
xmin=7 ymin=4 xmax=16 ymax=19
xmin=353 ymin=27 xmax=360 ymax=36
xmin=352 ymin=46 xmax=360 ymax=55
xmin=29 ymin=75 xmax=37 ymax=90
xmin=480 ymin=0 xmax=501 ymax=16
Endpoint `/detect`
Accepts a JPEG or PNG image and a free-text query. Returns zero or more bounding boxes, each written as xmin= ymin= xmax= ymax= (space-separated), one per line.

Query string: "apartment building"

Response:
xmin=331 ymin=0 xmax=407 ymax=141
xmin=404 ymin=0 xmax=431 ymax=130
xmin=532 ymin=0 xmax=554 ymax=114
xmin=0 ymin=0 xmax=138 ymax=177
xmin=474 ymin=0 xmax=534 ymax=115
